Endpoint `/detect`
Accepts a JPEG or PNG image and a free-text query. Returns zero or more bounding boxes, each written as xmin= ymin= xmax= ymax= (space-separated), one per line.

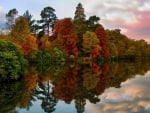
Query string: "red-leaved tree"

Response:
xmin=51 ymin=18 xmax=78 ymax=56
xmin=95 ymin=25 xmax=109 ymax=59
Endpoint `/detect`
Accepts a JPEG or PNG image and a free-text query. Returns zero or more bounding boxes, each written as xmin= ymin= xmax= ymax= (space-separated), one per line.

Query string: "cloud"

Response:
xmin=81 ymin=0 xmax=150 ymax=41
xmin=0 ymin=6 xmax=5 ymax=22
xmin=85 ymin=72 xmax=150 ymax=113
xmin=138 ymin=0 xmax=150 ymax=11
xmin=0 ymin=0 xmax=149 ymax=41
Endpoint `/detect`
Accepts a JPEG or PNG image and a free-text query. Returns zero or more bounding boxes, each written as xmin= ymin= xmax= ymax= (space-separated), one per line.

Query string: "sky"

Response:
xmin=85 ymin=71 xmax=150 ymax=113
xmin=0 ymin=0 xmax=150 ymax=42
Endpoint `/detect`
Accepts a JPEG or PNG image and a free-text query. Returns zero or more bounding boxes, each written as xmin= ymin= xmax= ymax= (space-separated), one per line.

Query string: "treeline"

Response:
xmin=0 ymin=3 xmax=110 ymax=63
xmin=1 ymin=3 xmax=150 ymax=61
xmin=0 ymin=3 xmax=150 ymax=80
xmin=107 ymin=29 xmax=150 ymax=60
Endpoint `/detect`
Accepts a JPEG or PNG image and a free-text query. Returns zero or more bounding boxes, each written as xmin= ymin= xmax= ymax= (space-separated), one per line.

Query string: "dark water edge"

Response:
xmin=0 ymin=60 xmax=150 ymax=113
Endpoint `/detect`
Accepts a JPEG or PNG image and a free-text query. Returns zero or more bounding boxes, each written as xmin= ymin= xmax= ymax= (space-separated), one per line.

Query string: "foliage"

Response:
xmin=3 ymin=3 xmax=150 ymax=68
xmin=10 ymin=16 xmax=30 ymax=44
xmin=73 ymin=3 xmax=87 ymax=51
xmin=108 ymin=41 xmax=118 ymax=58
xmin=106 ymin=29 xmax=150 ymax=59
xmin=82 ymin=31 xmax=100 ymax=58
xmin=23 ymin=10 xmax=35 ymax=33
xmin=95 ymin=25 xmax=109 ymax=59
xmin=97 ymin=55 xmax=105 ymax=65
xmin=10 ymin=16 xmax=38 ymax=56
xmin=86 ymin=15 xmax=100 ymax=31
xmin=0 ymin=39 xmax=27 ymax=80
xmin=38 ymin=34 xmax=51 ymax=49
xmin=51 ymin=18 xmax=78 ymax=57
xmin=0 ymin=80 xmax=25 ymax=113
xmin=36 ymin=49 xmax=52 ymax=73
xmin=74 ymin=3 xmax=86 ymax=22
xmin=52 ymin=47 xmax=66 ymax=62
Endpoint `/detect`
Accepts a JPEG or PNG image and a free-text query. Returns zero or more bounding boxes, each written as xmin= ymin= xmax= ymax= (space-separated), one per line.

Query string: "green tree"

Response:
xmin=52 ymin=47 xmax=65 ymax=62
xmin=6 ymin=8 xmax=18 ymax=29
xmin=23 ymin=10 xmax=35 ymax=33
xmin=73 ymin=3 xmax=87 ymax=51
xmin=86 ymin=15 xmax=100 ymax=31
xmin=0 ymin=39 xmax=27 ymax=80
xmin=36 ymin=49 xmax=52 ymax=73
xmin=38 ymin=6 xmax=57 ymax=37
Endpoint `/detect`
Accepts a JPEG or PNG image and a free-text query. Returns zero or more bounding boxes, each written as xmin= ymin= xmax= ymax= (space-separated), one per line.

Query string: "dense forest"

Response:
xmin=0 ymin=3 xmax=150 ymax=81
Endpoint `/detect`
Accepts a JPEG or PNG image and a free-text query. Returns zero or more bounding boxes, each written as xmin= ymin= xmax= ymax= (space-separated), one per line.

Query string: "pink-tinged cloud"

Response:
xmin=124 ymin=11 xmax=150 ymax=42
xmin=82 ymin=0 xmax=150 ymax=42
xmin=102 ymin=10 xmax=150 ymax=43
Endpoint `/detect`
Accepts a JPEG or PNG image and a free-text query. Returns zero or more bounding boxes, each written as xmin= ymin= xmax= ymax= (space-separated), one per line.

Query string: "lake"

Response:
xmin=1 ymin=61 xmax=150 ymax=113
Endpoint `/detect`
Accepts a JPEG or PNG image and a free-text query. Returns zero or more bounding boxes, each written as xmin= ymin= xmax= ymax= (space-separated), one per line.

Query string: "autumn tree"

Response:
xmin=6 ymin=8 xmax=18 ymax=29
xmin=82 ymin=31 xmax=100 ymax=58
xmin=95 ymin=62 xmax=109 ymax=94
xmin=51 ymin=18 xmax=78 ymax=57
xmin=10 ymin=16 xmax=30 ymax=44
xmin=95 ymin=25 xmax=109 ymax=59
xmin=10 ymin=16 xmax=37 ymax=56
xmin=53 ymin=66 xmax=78 ymax=103
xmin=38 ymin=6 xmax=57 ymax=37
xmin=106 ymin=29 xmax=142 ymax=59
xmin=108 ymin=41 xmax=118 ymax=58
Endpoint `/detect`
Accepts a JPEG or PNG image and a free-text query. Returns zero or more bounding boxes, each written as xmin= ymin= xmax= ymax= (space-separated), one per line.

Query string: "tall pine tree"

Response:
xmin=23 ymin=10 xmax=35 ymax=33
xmin=73 ymin=3 xmax=87 ymax=53
xmin=38 ymin=6 xmax=57 ymax=37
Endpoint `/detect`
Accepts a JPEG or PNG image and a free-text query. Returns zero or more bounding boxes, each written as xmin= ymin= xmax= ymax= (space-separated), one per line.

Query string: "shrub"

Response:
xmin=0 ymin=39 xmax=27 ymax=80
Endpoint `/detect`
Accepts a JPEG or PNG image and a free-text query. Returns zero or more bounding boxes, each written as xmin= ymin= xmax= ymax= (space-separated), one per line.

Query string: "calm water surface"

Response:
xmin=1 ymin=61 xmax=150 ymax=113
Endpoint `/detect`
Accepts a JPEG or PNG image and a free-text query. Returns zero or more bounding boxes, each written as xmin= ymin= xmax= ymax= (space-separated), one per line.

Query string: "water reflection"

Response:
xmin=33 ymin=81 xmax=57 ymax=113
xmin=85 ymin=71 xmax=150 ymax=113
xmin=0 ymin=80 xmax=25 ymax=113
xmin=1 ymin=61 xmax=150 ymax=113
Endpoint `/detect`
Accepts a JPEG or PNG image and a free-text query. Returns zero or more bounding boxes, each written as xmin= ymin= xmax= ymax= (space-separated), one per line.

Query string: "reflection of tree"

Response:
xmin=5 ymin=60 xmax=150 ymax=113
xmin=75 ymin=98 xmax=86 ymax=113
xmin=74 ymin=64 xmax=101 ymax=113
xmin=19 ymin=70 xmax=38 ymax=110
xmin=82 ymin=63 xmax=100 ymax=90
xmin=95 ymin=62 xmax=109 ymax=94
xmin=0 ymin=80 xmax=25 ymax=113
xmin=107 ymin=60 xmax=150 ymax=88
xmin=53 ymin=65 xmax=78 ymax=103
xmin=34 ymin=81 xmax=57 ymax=113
